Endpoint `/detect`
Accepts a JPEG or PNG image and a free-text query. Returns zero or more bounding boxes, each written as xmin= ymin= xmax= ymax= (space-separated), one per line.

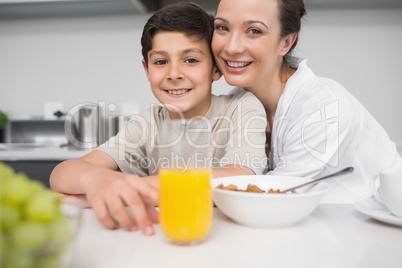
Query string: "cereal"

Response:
xmin=216 ymin=183 xmax=296 ymax=194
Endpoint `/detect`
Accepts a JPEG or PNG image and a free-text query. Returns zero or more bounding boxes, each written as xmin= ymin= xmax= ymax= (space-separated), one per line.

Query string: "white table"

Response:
xmin=66 ymin=205 xmax=402 ymax=268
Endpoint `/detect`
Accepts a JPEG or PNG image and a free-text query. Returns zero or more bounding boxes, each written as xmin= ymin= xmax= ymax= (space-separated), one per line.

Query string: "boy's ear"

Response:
xmin=142 ymin=59 xmax=150 ymax=81
xmin=280 ymin=32 xmax=298 ymax=56
xmin=212 ymin=65 xmax=222 ymax=82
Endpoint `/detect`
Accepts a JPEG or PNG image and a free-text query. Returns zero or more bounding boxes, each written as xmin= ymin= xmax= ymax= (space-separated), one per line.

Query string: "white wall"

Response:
xmin=0 ymin=8 xmax=401 ymax=151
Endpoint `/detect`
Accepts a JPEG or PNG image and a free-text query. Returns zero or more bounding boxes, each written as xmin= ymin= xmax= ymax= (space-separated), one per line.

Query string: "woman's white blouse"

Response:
xmin=269 ymin=58 xmax=400 ymax=203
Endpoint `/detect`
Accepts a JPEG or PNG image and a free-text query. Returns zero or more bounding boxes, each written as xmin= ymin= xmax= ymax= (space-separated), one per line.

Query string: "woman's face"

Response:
xmin=212 ymin=0 xmax=287 ymax=89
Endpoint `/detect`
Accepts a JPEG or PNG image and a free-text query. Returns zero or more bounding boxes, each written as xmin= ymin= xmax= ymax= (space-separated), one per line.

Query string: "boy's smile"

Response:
xmin=142 ymin=31 xmax=221 ymax=120
xmin=164 ymin=88 xmax=191 ymax=96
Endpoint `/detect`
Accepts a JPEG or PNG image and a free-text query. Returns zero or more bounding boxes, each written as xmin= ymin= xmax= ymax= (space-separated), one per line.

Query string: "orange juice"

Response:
xmin=159 ymin=168 xmax=213 ymax=245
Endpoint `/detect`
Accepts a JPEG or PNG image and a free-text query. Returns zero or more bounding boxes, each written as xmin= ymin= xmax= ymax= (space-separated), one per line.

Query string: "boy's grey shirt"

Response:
xmin=97 ymin=91 xmax=268 ymax=175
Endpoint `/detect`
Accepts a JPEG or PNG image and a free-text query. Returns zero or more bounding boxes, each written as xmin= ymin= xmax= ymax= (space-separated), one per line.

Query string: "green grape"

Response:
xmin=0 ymin=161 xmax=14 ymax=182
xmin=25 ymin=190 xmax=61 ymax=222
xmin=1 ymin=172 xmax=43 ymax=206
xmin=10 ymin=221 xmax=48 ymax=251
xmin=47 ymin=217 xmax=72 ymax=243
xmin=35 ymin=254 xmax=62 ymax=268
xmin=0 ymin=203 xmax=21 ymax=230
xmin=0 ymin=232 xmax=9 ymax=259
xmin=0 ymin=162 xmax=14 ymax=198
xmin=2 ymin=251 xmax=34 ymax=268
xmin=0 ymin=162 xmax=76 ymax=268
xmin=27 ymin=179 xmax=45 ymax=196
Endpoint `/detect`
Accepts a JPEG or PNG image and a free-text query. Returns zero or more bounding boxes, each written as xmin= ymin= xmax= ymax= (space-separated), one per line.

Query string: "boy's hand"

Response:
xmin=83 ymin=170 xmax=159 ymax=235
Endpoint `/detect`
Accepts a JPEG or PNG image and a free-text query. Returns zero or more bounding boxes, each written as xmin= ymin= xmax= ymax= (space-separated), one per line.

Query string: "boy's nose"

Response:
xmin=167 ymin=64 xmax=183 ymax=80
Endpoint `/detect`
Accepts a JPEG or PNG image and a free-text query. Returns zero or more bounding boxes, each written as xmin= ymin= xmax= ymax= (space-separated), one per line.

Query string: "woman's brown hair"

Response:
xmin=277 ymin=0 xmax=306 ymax=65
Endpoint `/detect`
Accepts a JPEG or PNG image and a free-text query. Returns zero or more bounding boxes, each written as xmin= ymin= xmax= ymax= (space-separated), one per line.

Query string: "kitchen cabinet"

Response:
xmin=0 ymin=145 xmax=89 ymax=188
xmin=3 ymin=160 xmax=61 ymax=188
xmin=0 ymin=146 xmax=89 ymax=188
xmin=0 ymin=119 xmax=90 ymax=187
xmin=0 ymin=0 xmax=148 ymax=18
xmin=1 ymin=0 xmax=401 ymax=19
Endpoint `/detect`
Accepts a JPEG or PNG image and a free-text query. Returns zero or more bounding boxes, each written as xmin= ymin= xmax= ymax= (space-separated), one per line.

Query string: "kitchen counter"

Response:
xmin=65 ymin=204 xmax=402 ymax=268
xmin=0 ymin=145 xmax=91 ymax=161
xmin=0 ymin=119 xmax=95 ymax=161
xmin=0 ymin=145 xmax=92 ymax=187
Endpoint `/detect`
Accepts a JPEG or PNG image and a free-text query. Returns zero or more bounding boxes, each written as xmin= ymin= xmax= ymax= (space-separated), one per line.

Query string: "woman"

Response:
xmin=212 ymin=0 xmax=400 ymax=203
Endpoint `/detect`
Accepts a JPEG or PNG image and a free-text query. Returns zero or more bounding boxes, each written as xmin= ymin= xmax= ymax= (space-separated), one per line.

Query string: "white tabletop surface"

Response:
xmin=65 ymin=204 xmax=402 ymax=268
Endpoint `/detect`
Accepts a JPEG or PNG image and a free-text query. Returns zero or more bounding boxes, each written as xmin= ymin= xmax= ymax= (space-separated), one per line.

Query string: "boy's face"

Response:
xmin=142 ymin=31 xmax=221 ymax=120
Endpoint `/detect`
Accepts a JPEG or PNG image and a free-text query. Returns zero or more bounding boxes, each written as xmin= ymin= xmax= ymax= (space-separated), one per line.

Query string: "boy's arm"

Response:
xmin=50 ymin=150 xmax=118 ymax=194
xmin=50 ymin=150 xmax=159 ymax=236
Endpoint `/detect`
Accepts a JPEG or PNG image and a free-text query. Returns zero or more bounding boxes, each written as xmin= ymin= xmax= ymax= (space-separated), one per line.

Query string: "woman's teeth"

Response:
xmin=226 ymin=61 xmax=250 ymax=68
xmin=168 ymin=89 xmax=189 ymax=95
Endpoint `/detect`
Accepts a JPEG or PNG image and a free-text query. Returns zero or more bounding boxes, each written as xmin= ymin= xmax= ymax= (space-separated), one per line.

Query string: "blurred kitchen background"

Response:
xmin=0 ymin=0 xmax=402 ymax=185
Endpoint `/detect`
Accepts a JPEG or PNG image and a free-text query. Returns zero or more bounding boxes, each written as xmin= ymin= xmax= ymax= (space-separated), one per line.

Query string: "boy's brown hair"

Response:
xmin=141 ymin=2 xmax=215 ymax=67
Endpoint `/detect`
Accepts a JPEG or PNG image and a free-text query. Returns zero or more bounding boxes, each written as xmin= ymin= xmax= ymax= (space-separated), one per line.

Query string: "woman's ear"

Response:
xmin=280 ymin=33 xmax=298 ymax=56
xmin=212 ymin=65 xmax=222 ymax=82
xmin=142 ymin=59 xmax=150 ymax=82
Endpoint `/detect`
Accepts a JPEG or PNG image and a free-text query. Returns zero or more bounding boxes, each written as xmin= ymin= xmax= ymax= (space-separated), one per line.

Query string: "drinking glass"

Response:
xmin=158 ymin=119 xmax=213 ymax=245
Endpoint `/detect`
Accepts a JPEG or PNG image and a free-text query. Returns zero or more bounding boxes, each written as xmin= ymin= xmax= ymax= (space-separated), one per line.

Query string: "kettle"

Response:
xmin=78 ymin=104 xmax=99 ymax=148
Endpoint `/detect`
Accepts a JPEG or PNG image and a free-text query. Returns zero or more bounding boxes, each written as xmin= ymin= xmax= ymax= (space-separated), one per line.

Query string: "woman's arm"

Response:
xmin=212 ymin=164 xmax=255 ymax=178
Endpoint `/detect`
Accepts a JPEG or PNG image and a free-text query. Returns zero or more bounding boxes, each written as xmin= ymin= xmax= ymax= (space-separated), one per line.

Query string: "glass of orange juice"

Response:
xmin=158 ymin=119 xmax=213 ymax=245
xmin=159 ymin=168 xmax=212 ymax=245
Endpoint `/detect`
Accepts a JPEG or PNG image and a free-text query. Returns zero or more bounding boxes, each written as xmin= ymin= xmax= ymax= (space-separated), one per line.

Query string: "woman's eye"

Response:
xmin=249 ymin=28 xmax=262 ymax=35
xmin=215 ymin=25 xmax=228 ymax=32
xmin=185 ymin=58 xmax=199 ymax=64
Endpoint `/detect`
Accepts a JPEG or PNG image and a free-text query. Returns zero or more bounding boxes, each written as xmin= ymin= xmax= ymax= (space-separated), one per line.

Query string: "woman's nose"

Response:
xmin=225 ymin=32 xmax=245 ymax=55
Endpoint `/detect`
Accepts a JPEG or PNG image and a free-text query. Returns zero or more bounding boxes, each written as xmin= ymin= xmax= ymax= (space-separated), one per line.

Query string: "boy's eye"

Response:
xmin=215 ymin=25 xmax=228 ymax=32
xmin=185 ymin=58 xmax=199 ymax=64
xmin=154 ymin=59 xmax=167 ymax=65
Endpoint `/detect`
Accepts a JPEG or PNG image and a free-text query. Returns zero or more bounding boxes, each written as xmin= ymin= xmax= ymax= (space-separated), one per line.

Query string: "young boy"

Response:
xmin=50 ymin=3 xmax=267 ymax=236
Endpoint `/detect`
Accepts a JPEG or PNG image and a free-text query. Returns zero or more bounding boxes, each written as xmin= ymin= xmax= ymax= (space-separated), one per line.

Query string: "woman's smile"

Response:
xmin=225 ymin=60 xmax=252 ymax=68
xmin=224 ymin=59 xmax=253 ymax=73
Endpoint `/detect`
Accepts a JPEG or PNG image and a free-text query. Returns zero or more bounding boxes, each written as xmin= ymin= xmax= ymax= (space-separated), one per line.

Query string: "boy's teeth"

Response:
xmin=168 ymin=89 xmax=189 ymax=95
xmin=227 ymin=61 xmax=249 ymax=68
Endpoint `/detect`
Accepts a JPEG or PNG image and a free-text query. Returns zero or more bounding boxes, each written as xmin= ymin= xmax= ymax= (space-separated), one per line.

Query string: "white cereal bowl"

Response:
xmin=211 ymin=175 xmax=330 ymax=228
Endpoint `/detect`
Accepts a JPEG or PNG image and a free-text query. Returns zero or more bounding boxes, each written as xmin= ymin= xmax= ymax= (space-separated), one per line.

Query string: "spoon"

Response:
xmin=281 ymin=167 xmax=354 ymax=193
